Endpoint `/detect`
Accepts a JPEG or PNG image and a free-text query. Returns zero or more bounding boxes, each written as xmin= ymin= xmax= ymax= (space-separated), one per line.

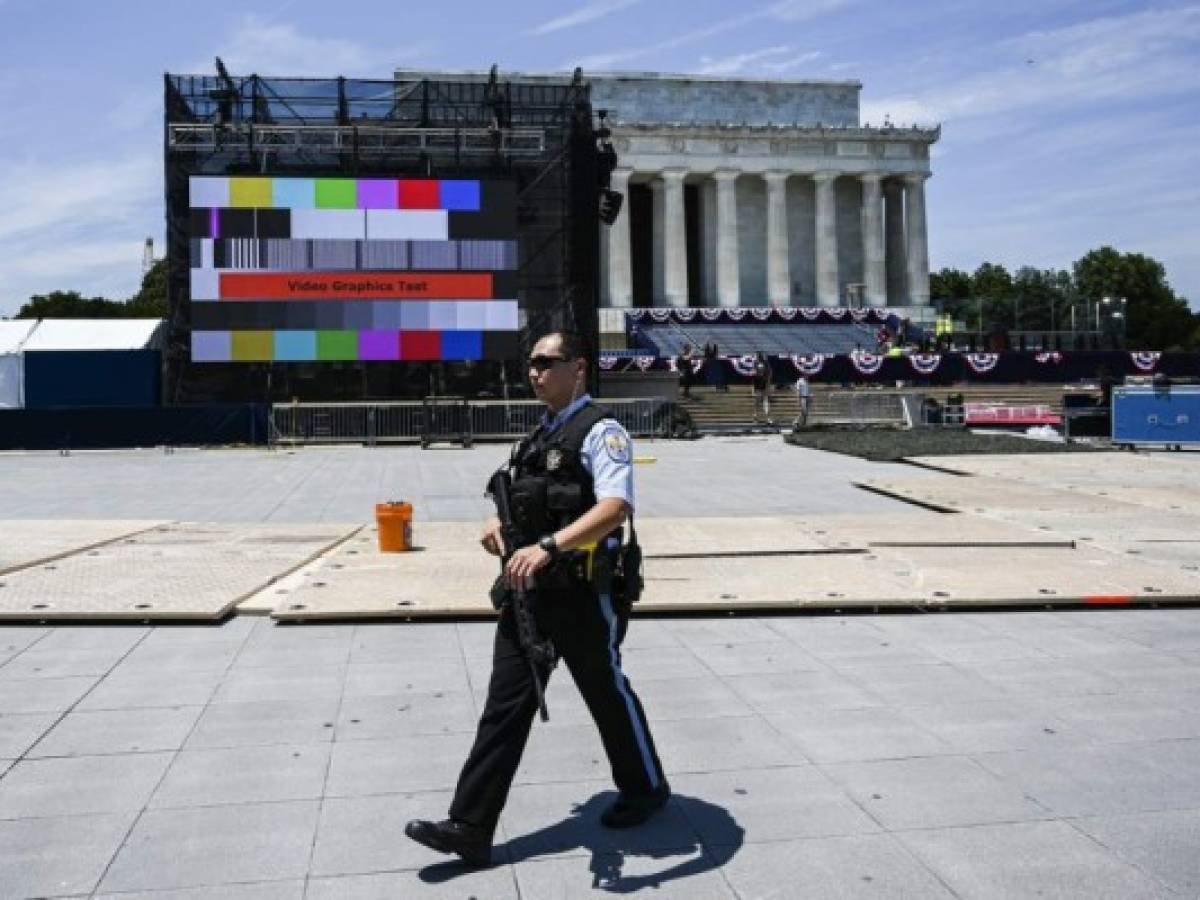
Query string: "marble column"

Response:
xmin=813 ymin=171 xmax=839 ymax=307
xmin=650 ymin=178 xmax=665 ymax=304
xmin=884 ymin=177 xmax=906 ymax=306
xmin=714 ymin=169 xmax=740 ymax=307
xmin=662 ymin=168 xmax=689 ymax=308
xmin=764 ymin=171 xmax=790 ymax=305
xmin=859 ymin=173 xmax=886 ymax=307
xmin=604 ymin=167 xmax=633 ymax=308
xmin=904 ymin=172 xmax=931 ymax=307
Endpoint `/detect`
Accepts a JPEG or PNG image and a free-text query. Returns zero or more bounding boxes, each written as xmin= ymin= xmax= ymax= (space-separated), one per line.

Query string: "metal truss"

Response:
xmin=168 ymin=124 xmax=547 ymax=156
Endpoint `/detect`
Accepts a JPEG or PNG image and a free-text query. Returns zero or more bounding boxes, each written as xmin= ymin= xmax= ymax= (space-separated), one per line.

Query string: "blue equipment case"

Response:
xmin=1111 ymin=384 xmax=1200 ymax=448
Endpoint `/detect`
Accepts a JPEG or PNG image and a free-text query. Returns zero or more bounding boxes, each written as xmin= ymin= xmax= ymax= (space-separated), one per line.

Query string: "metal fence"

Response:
xmin=269 ymin=398 xmax=675 ymax=447
xmin=813 ymin=391 xmax=911 ymax=427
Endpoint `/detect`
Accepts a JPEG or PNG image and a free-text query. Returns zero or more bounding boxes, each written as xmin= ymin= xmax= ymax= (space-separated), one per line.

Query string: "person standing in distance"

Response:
xmin=793 ymin=375 xmax=812 ymax=430
xmin=405 ymin=331 xmax=669 ymax=868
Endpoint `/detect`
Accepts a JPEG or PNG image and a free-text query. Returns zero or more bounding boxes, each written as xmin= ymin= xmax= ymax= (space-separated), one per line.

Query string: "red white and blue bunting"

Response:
xmin=850 ymin=351 xmax=884 ymax=374
xmin=964 ymin=353 xmax=1000 ymax=374
xmin=909 ymin=353 xmax=942 ymax=375
xmin=790 ymin=353 xmax=828 ymax=375
xmin=1130 ymin=351 xmax=1161 ymax=372
xmin=626 ymin=307 xmax=889 ymax=325
xmin=1035 ymin=352 xmax=1063 ymax=364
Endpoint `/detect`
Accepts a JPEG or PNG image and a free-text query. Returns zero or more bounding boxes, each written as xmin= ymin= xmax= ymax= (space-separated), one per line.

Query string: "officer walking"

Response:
xmin=405 ymin=330 xmax=669 ymax=867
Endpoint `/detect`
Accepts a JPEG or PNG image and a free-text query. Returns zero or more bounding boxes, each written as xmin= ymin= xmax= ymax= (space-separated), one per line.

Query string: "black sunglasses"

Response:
xmin=528 ymin=354 xmax=569 ymax=372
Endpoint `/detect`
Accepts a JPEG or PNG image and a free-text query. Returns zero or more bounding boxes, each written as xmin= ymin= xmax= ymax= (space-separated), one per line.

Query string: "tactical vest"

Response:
xmin=505 ymin=402 xmax=613 ymax=545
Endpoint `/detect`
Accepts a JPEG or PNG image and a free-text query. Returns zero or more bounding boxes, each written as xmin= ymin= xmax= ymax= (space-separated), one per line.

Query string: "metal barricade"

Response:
xmin=271 ymin=398 xmax=675 ymax=447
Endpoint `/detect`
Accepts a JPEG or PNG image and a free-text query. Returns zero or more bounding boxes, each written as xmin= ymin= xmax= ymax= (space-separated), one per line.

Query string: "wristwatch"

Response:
xmin=538 ymin=535 xmax=560 ymax=559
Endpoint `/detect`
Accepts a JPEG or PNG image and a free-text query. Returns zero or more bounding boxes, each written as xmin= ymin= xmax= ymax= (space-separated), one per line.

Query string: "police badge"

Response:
xmin=545 ymin=448 xmax=564 ymax=471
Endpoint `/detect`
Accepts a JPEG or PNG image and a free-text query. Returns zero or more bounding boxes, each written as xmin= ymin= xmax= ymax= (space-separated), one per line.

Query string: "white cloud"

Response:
xmin=697 ymin=46 xmax=792 ymax=76
xmin=530 ymin=0 xmax=642 ymax=36
xmin=0 ymin=156 xmax=161 ymax=314
xmin=211 ymin=15 xmax=435 ymax=78
xmin=567 ymin=0 xmax=854 ymax=69
xmin=863 ymin=5 xmax=1200 ymax=127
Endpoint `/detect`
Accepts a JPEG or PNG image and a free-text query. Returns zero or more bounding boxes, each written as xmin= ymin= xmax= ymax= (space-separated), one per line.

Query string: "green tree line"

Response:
xmin=13 ymin=259 xmax=168 ymax=321
xmin=932 ymin=246 xmax=1198 ymax=350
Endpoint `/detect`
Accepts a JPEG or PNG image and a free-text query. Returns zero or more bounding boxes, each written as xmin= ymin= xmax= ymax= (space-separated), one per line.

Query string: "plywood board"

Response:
xmin=0 ymin=523 xmax=359 ymax=620
xmin=792 ymin=513 xmax=1073 ymax=550
xmin=0 ymin=520 xmax=167 ymax=575
xmin=855 ymin=477 xmax=1143 ymax=516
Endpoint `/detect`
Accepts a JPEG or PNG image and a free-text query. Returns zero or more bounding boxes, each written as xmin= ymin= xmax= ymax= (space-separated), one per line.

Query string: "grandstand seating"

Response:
xmin=642 ymin=323 xmax=879 ymax=356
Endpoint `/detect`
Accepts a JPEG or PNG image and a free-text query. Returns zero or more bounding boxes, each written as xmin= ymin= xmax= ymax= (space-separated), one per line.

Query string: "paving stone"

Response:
xmin=0 ymin=811 xmax=136 ymax=897
xmin=962 ymin=657 xmax=1122 ymax=698
xmin=687 ymin=639 xmax=826 ymax=676
xmin=654 ymin=716 xmax=801 ymax=775
xmin=898 ymin=700 xmax=1087 ymax=753
xmin=0 ymin=752 xmax=172 ymax=818
xmin=634 ymin=676 xmax=752 ymax=722
xmin=0 ymin=711 xmax=57 ymax=757
xmin=99 ymin=800 xmax=320 ymax=893
xmin=186 ymin=697 xmax=340 ymax=749
xmin=342 ymin=658 xmax=472 ymax=697
xmin=348 ymin=621 xmax=466 ymax=662
xmin=724 ymin=669 xmax=882 ymax=715
xmin=78 ymin=670 xmax=221 ymax=711
xmin=93 ymin=882 xmax=304 ymax=900
xmin=973 ymin=743 xmax=1196 ymax=816
xmin=899 ymin=820 xmax=1169 ymax=899
xmin=0 ymin=675 xmax=96 ymax=713
xmin=1035 ymin=692 xmax=1200 ymax=744
xmin=310 ymin=792 xmax=475 ymax=876
xmin=325 ymin=733 xmax=476 ymax=796
xmin=846 ymin=663 xmax=1013 ymax=707
xmin=501 ymin=780 xmax=700 ymax=862
xmin=307 ymin=869 xmax=517 ymax=899
xmin=618 ymin=645 xmax=711 ymax=682
xmin=149 ymin=743 xmax=330 ymax=808
xmin=0 ymin=647 xmax=128 ymax=679
xmin=1073 ymin=808 xmax=1200 ymax=896
xmin=822 ymin=755 xmax=1050 ymax=830
xmin=335 ymin=689 xmax=478 ymax=741
xmin=119 ymin=641 xmax=243 ymax=673
xmin=766 ymin=707 xmax=954 ymax=763
xmin=673 ymin=767 xmax=880 ymax=844
xmin=28 ymin=706 xmax=203 ymax=757
xmin=210 ymin=665 xmax=345 ymax=705
xmin=719 ymin=833 xmax=957 ymax=899
xmin=513 ymin=847 xmax=736 ymax=898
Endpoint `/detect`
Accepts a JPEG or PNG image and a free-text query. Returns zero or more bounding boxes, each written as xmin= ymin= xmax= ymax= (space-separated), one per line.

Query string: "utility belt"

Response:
xmin=490 ymin=535 xmax=641 ymax=609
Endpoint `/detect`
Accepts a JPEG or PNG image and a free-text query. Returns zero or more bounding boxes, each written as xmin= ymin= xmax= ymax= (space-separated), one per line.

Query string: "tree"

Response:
xmin=14 ymin=258 xmax=168 ymax=321
xmin=16 ymin=291 xmax=125 ymax=319
xmin=127 ymin=259 xmax=168 ymax=318
xmin=1073 ymin=246 xmax=1197 ymax=350
xmin=930 ymin=268 xmax=972 ymax=321
xmin=970 ymin=262 xmax=1013 ymax=332
xmin=1012 ymin=267 xmax=1071 ymax=333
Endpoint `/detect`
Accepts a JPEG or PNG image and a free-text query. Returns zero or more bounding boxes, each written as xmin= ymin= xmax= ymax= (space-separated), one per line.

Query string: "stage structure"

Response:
xmin=164 ymin=69 xmax=602 ymax=402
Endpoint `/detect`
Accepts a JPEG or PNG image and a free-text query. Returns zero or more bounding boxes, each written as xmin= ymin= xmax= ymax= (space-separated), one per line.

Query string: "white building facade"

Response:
xmin=590 ymin=74 xmax=939 ymax=311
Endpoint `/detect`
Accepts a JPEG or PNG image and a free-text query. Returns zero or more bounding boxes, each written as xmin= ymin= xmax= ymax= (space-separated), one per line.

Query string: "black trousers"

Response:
xmin=448 ymin=584 xmax=666 ymax=834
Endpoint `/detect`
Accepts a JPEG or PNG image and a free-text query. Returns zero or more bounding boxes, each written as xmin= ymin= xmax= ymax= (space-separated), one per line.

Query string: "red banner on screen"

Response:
xmin=218 ymin=272 xmax=494 ymax=300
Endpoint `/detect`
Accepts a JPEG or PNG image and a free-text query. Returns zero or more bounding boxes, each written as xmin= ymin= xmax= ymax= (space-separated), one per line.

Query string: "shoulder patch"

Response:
xmin=601 ymin=426 xmax=631 ymax=463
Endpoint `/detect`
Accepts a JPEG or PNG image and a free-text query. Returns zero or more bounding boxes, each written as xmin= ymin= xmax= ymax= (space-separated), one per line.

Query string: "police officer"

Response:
xmin=405 ymin=330 xmax=669 ymax=867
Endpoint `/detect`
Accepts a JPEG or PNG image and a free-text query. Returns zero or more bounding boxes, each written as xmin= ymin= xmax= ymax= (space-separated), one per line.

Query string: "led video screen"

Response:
xmin=188 ymin=176 xmax=519 ymax=363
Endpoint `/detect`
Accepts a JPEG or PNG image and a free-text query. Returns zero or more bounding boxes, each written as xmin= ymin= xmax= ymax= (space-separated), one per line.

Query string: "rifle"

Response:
xmin=486 ymin=468 xmax=556 ymax=721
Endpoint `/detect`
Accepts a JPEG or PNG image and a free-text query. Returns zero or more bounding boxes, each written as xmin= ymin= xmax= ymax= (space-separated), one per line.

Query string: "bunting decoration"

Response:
xmin=909 ymin=353 xmax=942 ymax=375
xmin=1131 ymin=351 xmax=1161 ymax=372
xmin=850 ymin=350 xmax=884 ymax=374
xmin=791 ymin=353 xmax=827 ymax=375
xmin=964 ymin=353 xmax=1000 ymax=374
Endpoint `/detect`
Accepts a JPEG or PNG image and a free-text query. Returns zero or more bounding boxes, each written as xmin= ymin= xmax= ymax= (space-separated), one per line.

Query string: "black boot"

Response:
xmin=600 ymin=782 xmax=671 ymax=829
xmin=404 ymin=818 xmax=493 ymax=867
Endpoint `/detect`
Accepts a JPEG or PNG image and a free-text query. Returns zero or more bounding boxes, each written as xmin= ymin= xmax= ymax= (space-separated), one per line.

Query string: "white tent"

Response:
xmin=21 ymin=319 xmax=165 ymax=352
xmin=0 ymin=320 xmax=38 ymax=408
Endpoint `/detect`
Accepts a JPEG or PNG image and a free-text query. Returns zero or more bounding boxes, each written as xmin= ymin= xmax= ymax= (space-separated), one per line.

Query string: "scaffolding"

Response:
xmin=164 ymin=70 xmax=601 ymax=403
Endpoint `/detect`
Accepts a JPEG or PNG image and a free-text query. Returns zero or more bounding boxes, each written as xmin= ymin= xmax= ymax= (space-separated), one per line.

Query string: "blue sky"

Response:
xmin=0 ymin=0 xmax=1196 ymax=316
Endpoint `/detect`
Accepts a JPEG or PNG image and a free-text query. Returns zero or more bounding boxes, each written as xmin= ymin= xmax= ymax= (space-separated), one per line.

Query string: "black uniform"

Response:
xmin=447 ymin=401 xmax=666 ymax=835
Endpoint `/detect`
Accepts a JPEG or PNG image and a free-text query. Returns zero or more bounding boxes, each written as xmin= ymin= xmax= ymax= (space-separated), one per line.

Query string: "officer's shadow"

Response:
xmin=418 ymin=791 xmax=744 ymax=892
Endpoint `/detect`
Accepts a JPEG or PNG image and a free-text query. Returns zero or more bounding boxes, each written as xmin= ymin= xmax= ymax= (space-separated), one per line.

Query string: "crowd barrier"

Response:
xmin=269 ymin=398 xmax=675 ymax=446
xmin=0 ymin=405 xmax=267 ymax=451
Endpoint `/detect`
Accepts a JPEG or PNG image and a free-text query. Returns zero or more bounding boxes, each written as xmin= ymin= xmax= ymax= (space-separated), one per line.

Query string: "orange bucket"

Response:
xmin=375 ymin=501 xmax=413 ymax=552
